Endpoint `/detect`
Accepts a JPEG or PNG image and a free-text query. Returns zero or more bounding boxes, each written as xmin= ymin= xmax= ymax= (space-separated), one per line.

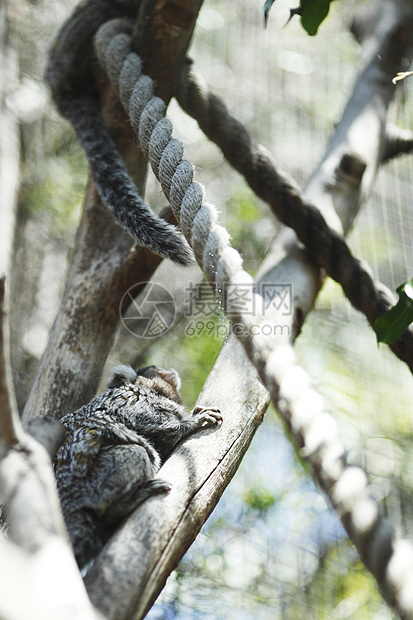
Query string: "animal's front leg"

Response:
xmin=190 ymin=406 xmax=223 ymax=428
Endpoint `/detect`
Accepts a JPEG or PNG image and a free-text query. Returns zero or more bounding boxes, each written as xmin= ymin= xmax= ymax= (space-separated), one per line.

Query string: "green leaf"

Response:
xmin=375 ymin=278 xmax=413 ymax=345
xmin=299 ymin=0 xmax=334 ymax=35
xmin=264 ymin=0 xmax=334 ymax=35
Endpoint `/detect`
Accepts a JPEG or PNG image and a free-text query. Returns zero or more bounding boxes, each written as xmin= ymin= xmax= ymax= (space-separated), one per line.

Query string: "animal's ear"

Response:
xmin=157 ymin=368 xmax=181 ymax=392
xmin=108 ymin=364 xmax=138 ymax=388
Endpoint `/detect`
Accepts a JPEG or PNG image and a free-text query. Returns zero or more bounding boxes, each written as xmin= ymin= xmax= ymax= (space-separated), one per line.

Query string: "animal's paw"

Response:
xmin=192 ymin=406 xmax=223 ymax=428
xmin=145 ymin=479 xmax=172 ymax=495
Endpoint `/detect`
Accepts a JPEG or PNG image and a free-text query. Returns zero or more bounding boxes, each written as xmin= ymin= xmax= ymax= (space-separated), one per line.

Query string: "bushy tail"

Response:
xmin=55 ymin=95 xmax=193 ymax=265
xmin=44 ymin=0 xmax=192 ymax=265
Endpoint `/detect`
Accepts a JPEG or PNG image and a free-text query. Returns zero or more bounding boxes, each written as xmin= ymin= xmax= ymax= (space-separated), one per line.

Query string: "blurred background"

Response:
xmin=4 ymin=0 xmax=413 ymax=617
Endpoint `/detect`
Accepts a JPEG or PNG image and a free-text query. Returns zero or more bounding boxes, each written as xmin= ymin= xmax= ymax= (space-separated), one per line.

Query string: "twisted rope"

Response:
xmin=94 ymin=19 xmax=413 ymax=617
xmin=173 ymin=62 xmax=413 ymax=372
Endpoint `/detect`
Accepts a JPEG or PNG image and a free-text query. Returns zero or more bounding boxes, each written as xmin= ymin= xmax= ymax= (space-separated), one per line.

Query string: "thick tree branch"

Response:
xmin=133 ymin=0 xmax=203 ymax=104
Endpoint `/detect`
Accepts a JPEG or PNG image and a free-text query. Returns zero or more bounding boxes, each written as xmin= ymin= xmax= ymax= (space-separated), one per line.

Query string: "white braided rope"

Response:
xmin=94 ymin=19 xmax=413 ymax=617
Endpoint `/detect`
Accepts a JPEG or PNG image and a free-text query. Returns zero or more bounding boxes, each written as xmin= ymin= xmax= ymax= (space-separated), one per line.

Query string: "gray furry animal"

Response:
xmin=54 ymin=364 xmax=222 ymax=568
xmin=45 ymin=0 xmax=192 ymax=265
